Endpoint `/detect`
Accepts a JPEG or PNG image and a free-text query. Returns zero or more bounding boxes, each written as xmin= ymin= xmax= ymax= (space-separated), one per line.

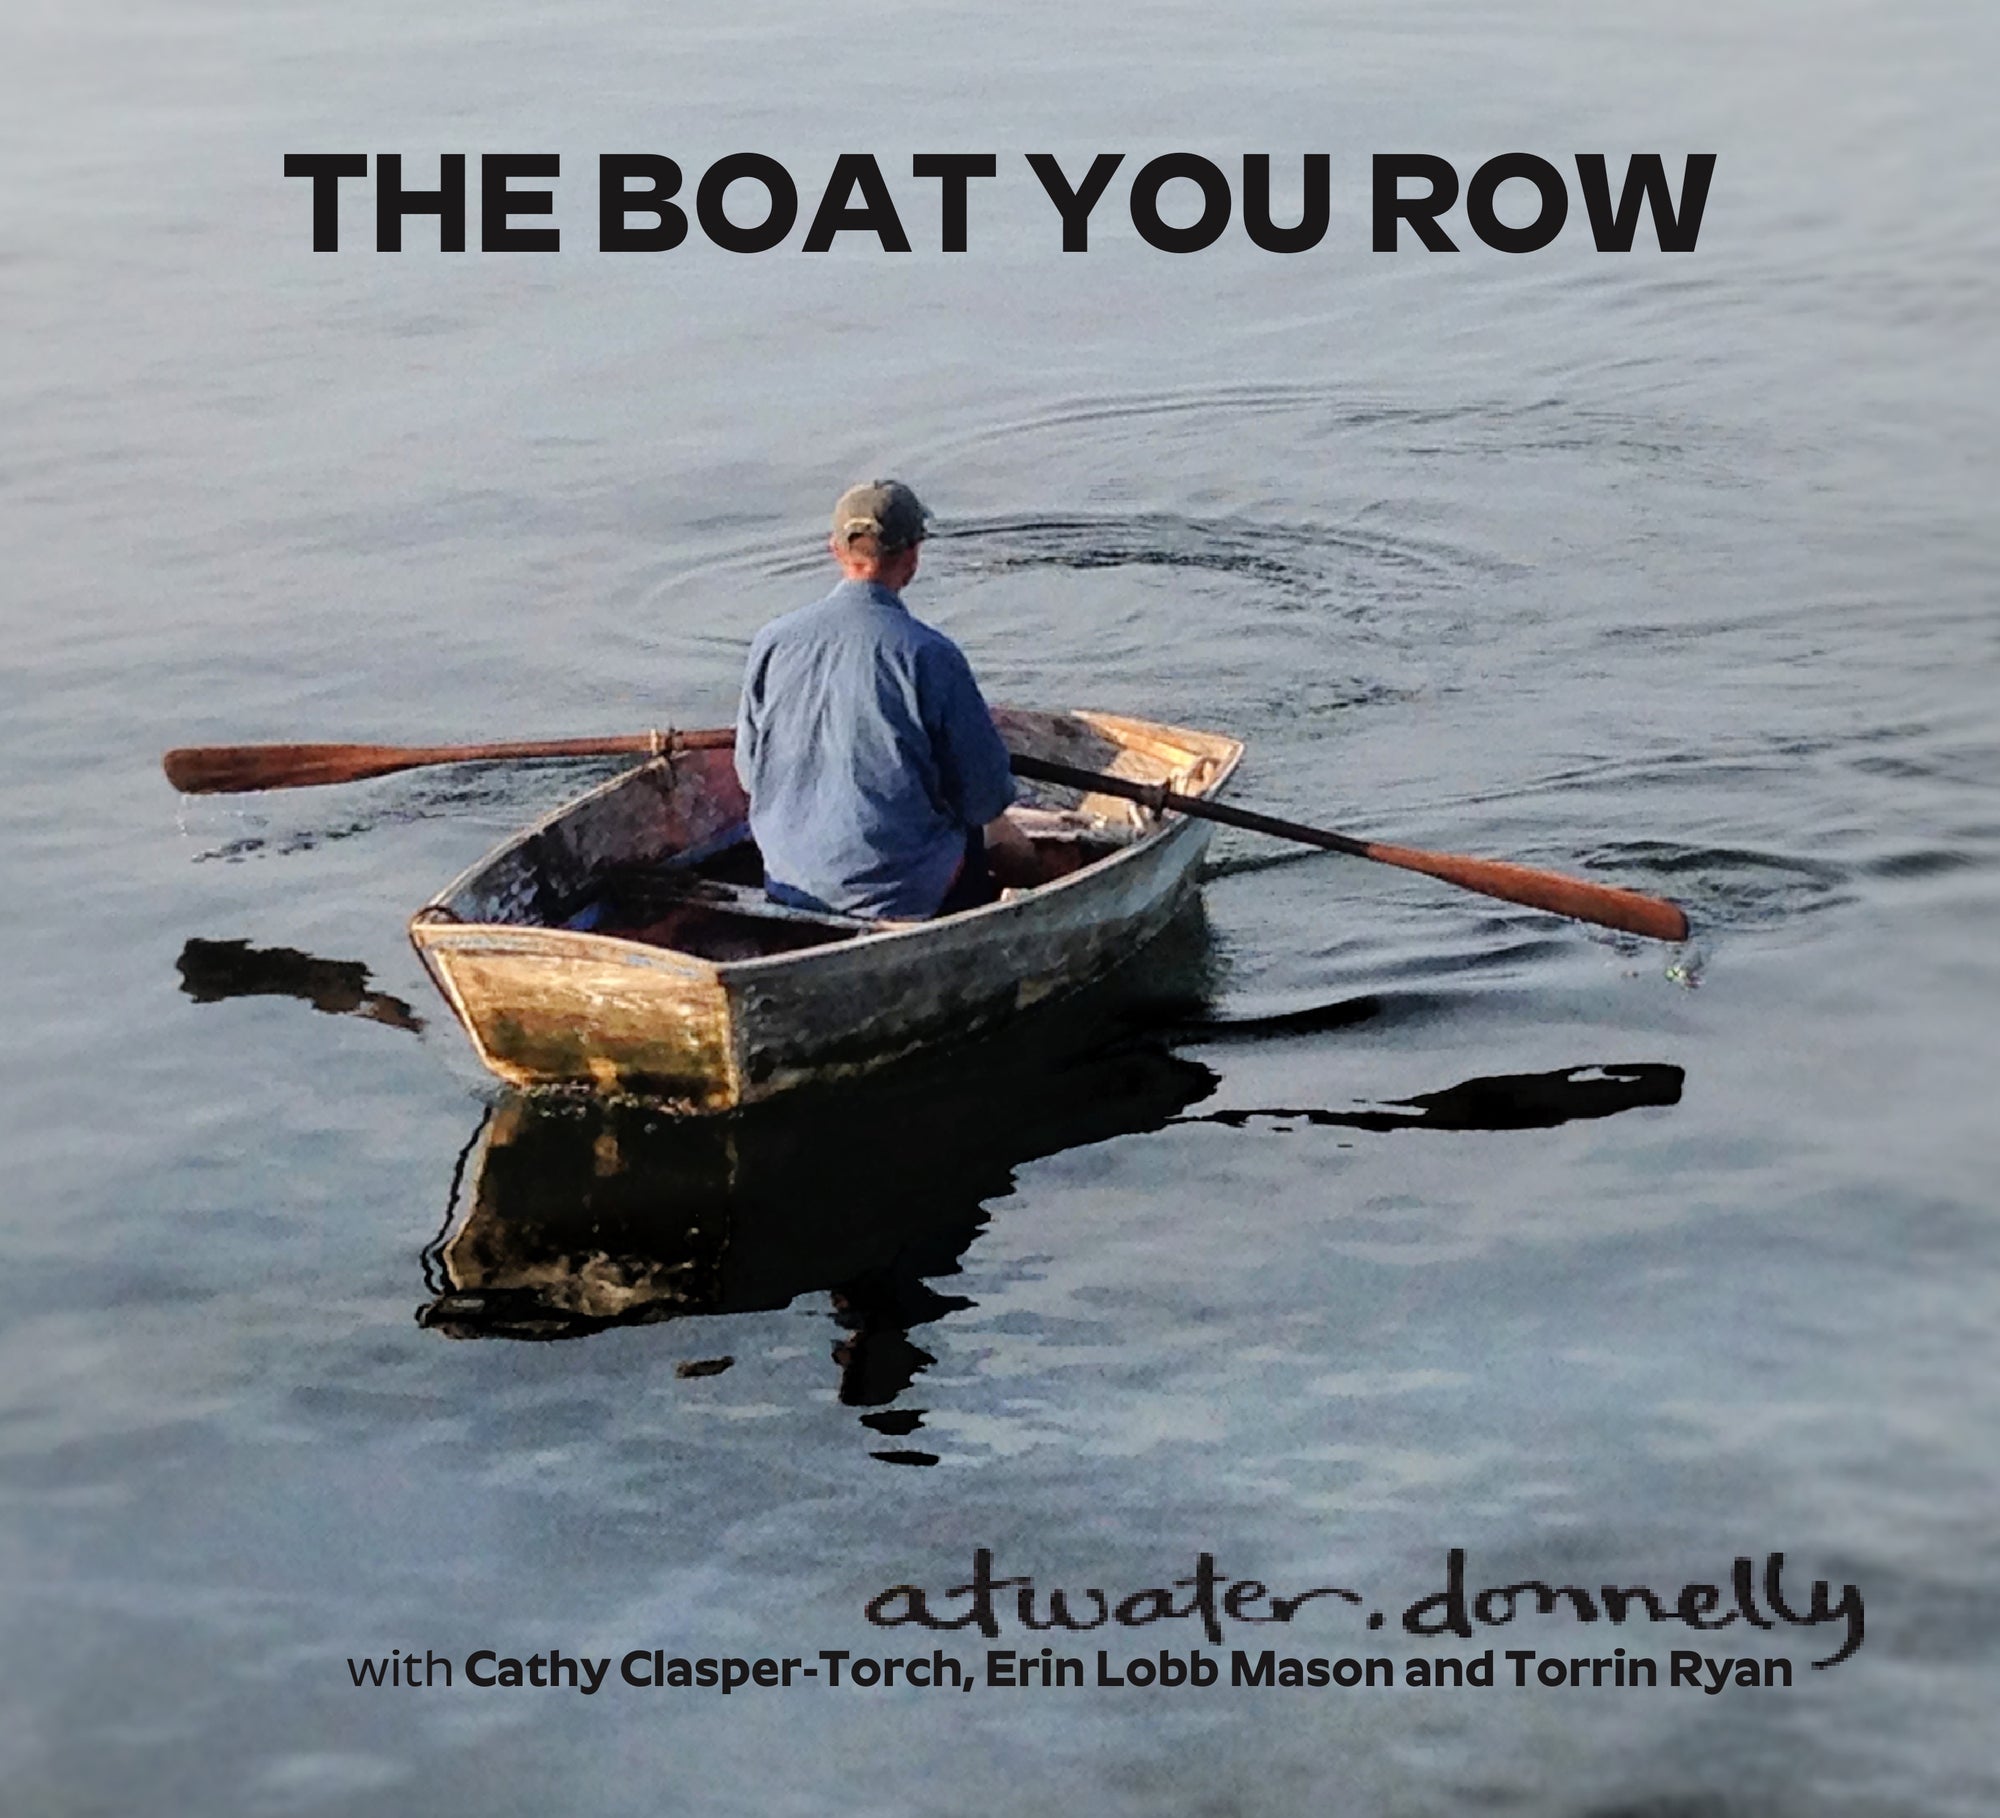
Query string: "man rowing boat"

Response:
xmin=734 ymin=480 xmax=1035 ymax=919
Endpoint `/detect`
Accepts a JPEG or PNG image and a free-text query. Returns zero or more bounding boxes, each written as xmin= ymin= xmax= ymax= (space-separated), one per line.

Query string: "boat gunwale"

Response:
xmin=409 ymin=710 xmax=1244 ymax=983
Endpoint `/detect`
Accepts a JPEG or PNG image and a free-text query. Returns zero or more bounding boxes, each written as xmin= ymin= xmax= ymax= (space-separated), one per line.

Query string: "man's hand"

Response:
xmin=983 ymin=812 xmax=1040 ymax=888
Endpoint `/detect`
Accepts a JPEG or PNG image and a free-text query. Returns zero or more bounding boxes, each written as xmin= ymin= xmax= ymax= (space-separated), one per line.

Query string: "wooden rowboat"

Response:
xmin=408 ymin=708 xmax=1241 ymax=1111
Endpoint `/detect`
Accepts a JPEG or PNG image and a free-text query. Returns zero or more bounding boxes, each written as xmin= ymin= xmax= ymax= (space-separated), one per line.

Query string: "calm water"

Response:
xmin=4 ymin=1 xmax=1997 ymax=1812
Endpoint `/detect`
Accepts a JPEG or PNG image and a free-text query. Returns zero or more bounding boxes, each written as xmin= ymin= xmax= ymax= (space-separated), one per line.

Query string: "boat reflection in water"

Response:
xmin=419 ymin=948 xmax=1683 ymax=1464
xmin=421 ymin=999 xmax=1219 ymax=1463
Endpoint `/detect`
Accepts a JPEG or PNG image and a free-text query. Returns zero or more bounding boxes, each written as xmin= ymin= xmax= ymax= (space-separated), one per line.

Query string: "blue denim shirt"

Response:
xmin=734 ymin=579 xmax=1016 ymax=919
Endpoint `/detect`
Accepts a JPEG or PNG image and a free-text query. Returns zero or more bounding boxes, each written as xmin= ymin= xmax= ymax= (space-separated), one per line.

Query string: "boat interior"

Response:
xmin=563 ymin=808 xmax=1137 ymax=963
xmin=421 ymin=710 xmax=1241 ymax=966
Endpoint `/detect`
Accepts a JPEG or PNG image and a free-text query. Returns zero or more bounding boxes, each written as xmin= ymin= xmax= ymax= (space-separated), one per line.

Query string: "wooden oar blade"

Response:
xmin=162 ymin=743 xmax=436 ymax=794
xmin=1363 ymin=841 xmax=1690 ymax=943
xmin=1010 ymin=748 xmax=1690 ymax=942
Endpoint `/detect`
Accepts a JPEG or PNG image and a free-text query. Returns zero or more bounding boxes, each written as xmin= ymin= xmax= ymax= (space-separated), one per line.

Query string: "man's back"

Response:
xmin=735 ymin=577 xmax=1015 ymax=919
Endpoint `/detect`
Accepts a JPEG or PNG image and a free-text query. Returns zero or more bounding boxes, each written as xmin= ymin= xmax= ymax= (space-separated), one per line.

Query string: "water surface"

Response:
xmin=3 ymin=2 xmax=1996 ymax=1813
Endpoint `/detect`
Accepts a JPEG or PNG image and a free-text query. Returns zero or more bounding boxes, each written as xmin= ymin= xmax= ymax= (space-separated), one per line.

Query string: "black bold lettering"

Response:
xmin=481 ymin=154 xmax=559 ymax=252
xmin=1129 ymin=152 xmax=1230 ymax=253
xmin=1231 ymin=1649 xmax=1275 ymax=1686
xmin=803 ymin=153 xmax=911 ymax=252
xmin=598 ymin=154 xmax=687 ymax=252
xmin=696 ymin=154 xmax=799 ymax=254
xmin=283 ymin=153 xmax=367 ymax=252
xmin=1465 ymin=153 xmax=1567 ymax=253
xmin=375 ymin=154 xmax=466 ymax=252
xmin=912 ymin=153 xmax=997 ymax=252
xmin=1025 ymin=152 xmax=1125 ymax=251
xmin=1242 ymin=153 xmax=1329 ymax=252
xmin=1575 ymin=153 xmax=1715 ymax=251
xmin=1373 ymin=153 xmax=1459 ymax=252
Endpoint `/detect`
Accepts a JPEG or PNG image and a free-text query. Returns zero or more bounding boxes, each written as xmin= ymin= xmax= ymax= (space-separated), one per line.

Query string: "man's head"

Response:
xmin=829 ymin=479 xmax=929 ymax=590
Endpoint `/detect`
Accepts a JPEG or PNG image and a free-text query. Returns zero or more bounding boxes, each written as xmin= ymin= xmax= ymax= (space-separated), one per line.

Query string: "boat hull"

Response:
xmin=410 ymin=710 xmax=1241 ymax=1110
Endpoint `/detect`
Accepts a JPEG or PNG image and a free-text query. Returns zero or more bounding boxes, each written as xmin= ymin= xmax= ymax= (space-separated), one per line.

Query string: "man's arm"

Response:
xmin=733 ymin=634 xmax=769 ymax=797
xmin=919 ymin=638 xmax=1016 ymax=828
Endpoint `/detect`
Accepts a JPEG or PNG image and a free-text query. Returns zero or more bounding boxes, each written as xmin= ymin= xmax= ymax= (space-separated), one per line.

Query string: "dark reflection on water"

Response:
xmin=420 ymin=1026 xmax=1218 ymax=1461
xmin=176 ymin=936 xmax=425 ymax=1032
xmin=1183 ymin=1061 xmax=1684 ymax=1134
xmin=419 ymin=961 xmax=1681 ymax=1459
xmin=1167 ymin=992 xmax=1386 ymax=1041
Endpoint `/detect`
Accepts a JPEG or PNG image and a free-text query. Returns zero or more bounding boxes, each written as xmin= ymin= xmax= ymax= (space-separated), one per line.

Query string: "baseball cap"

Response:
xmin=831 ymin=479 xmax=930 ymax=552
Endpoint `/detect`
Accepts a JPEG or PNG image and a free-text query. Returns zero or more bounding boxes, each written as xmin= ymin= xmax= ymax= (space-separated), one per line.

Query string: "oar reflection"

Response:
xmin=1179 ymin=1061 xmax=1684 ymax=1133
xmin=176 ymin=937 xmax=424 ymax=1032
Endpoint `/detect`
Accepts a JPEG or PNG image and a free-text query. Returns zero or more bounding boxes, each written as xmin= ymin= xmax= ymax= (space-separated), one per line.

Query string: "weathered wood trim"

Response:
xmin=412 ymin=925 xmax=742 ymax=1103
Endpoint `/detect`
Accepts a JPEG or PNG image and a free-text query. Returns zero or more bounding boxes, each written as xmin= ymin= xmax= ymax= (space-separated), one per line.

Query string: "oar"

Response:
xmin=162 ymin=730 xmax=735 ymax=796
xmin=1009 ymin=752 xmax=1690 ymax=943
xmin=162 ymin=728 xmax=1689 ymax=941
